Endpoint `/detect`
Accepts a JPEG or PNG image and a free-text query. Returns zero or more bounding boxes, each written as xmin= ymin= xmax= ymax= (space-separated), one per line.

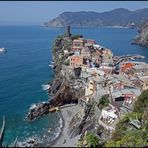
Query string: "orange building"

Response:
xmin=69 ymin=55 xmax=83 ymax=67
xmin=120 ymin=62 xmax=134 ymax=72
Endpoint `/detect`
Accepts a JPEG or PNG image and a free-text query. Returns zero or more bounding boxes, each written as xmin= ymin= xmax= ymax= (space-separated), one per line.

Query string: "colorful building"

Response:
xmin=69 ymin=55 xmax=83 ymax=67
xmin=71 ymin=38 xmax=84 ymax=52
xmin=85 ymin=78 xmax=95 ymax=96
xmin=85 ymin=39 xmax=95 ymax=47
xmin=120 ymin=62 xmax=134 ymax=73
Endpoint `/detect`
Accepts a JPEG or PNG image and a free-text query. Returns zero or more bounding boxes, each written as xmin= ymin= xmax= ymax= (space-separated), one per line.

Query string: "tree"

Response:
xmin=98 ymin=95 xmax=110 ymax=110
xmin=64 ymin=59 xmax=70 ymax=66
xmin=134 ymin=89 xmax=148 ymax=113
xmin=86 ymin=132 xmax=100 ymax=147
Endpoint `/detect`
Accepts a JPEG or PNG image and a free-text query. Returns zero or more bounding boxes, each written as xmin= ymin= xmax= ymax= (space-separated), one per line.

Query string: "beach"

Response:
xmin=50 ymin=104 xmax=81 ymax=147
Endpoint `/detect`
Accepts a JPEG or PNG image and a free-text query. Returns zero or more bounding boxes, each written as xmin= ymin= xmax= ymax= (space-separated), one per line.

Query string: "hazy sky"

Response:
xmin=0 ymin=1 xmax=148 ymax=25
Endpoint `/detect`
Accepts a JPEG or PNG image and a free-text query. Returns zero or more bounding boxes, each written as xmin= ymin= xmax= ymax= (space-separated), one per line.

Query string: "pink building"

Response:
xmin=71 ymin=38 xmax=84 ymax=52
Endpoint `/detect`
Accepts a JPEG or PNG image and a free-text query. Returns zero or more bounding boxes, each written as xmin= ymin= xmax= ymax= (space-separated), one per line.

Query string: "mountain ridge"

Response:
xmin=44 ymin=8 xmax=148 ymax=28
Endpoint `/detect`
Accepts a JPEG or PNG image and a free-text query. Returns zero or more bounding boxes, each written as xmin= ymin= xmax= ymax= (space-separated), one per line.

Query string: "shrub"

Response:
xmin=86 ymin=132 xmax=100 ymax=147
xmin=98 ymin=95 xmax=110 ymax=110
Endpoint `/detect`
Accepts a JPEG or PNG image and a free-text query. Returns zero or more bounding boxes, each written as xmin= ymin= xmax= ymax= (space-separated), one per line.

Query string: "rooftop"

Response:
xmin=133 ymin=64 xmax=148 ymax=70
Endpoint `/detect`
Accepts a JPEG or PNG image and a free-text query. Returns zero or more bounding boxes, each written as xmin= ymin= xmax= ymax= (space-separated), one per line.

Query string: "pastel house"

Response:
xmin=69 ymin=55 xmax=83 ymax=67
xmin=71 ymin=38 xmax=84 ymax=52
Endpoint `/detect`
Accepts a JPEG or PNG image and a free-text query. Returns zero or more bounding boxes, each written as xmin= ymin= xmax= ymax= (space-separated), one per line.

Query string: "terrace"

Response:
xmin=98 ymin=104 xmax=119 ymax=131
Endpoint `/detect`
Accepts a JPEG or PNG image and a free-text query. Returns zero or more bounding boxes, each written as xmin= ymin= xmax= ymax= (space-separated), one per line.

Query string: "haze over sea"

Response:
xmin=0 ymin=26 xmax=147 ymax=145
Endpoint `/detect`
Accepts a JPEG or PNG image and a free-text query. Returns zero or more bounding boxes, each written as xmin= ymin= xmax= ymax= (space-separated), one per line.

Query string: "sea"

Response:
xmin=0 ymin=26 xmax=148 ymax=146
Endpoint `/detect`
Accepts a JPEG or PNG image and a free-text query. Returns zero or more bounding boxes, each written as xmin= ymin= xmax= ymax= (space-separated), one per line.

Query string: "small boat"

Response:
xmin=0 ymin=48 xmax=7 ymax=53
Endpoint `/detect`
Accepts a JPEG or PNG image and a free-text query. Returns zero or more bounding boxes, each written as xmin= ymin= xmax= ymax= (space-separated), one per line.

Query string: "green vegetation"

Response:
xmin=63 ymin=39 xmax=72 ymax=51
xmin=105 ymin=89 xmax=148 ymax=147
xmin=64 ymin=59 xmax=70 ymax=66
xmin=98 ymin=95 xmax=110 ymax=110
xmin=133 ymin=89 xmax=148 ymax=113
xmin=86 ymin=133 xmax=100 ymax=147
xmin=77 ymin=132 xmax=101 ymax=147
xmin=57 ymin=35 xmax=63 ymax=40
xmin=52 ymin=35 xmax=64 ymax=55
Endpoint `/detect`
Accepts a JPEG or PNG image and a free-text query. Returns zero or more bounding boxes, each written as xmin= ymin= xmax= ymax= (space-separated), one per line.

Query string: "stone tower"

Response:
xmin=66 ymin=26 xmax=71 ymax=37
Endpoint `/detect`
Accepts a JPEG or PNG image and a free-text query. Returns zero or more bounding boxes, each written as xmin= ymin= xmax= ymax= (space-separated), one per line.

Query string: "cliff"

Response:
xmin=132 ymin=21 xmax=148 ymax=48
xmin=44 ymin=8 xmax=148 ymax=28
xmin=26 ymin=29 xmax=84 ymax=121
xmin=49 ymin=33 xmax=84 ymax=107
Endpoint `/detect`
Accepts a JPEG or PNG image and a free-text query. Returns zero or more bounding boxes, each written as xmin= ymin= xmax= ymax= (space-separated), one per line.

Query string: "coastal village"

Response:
xmin=1 ymin=26 xmax=147 ymax=147
xmin=49 ymin=26 xmax=148 ymax=147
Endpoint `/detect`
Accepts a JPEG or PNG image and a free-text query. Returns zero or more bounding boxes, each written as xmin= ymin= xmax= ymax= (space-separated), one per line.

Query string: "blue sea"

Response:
xmin=0 ymin=26 xmax=147 ymax=145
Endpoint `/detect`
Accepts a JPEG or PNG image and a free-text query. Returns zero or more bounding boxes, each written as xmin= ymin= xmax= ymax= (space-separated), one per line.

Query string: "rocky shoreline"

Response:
xmin=25 ymin=26 xmax=88 ymax=147
xmin=132 ymin=21 xmax=148 ymax=48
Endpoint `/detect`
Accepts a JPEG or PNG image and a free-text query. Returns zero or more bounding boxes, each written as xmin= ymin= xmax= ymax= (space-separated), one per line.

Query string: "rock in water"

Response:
xmin=26 ymin=102 xmax=50 ymax=121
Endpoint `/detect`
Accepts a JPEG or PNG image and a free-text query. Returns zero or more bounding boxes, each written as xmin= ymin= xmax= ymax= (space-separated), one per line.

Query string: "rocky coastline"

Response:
xmin=25 ymin=26 xmax=92 ymax=147
xmin=132 ymin=21 xmax=148 ymax=48
xmin=25 ymin=25 xmax=148 ymax=147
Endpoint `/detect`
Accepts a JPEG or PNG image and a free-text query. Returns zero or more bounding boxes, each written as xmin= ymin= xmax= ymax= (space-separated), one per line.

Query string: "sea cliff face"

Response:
xmin=49 ymin=34 xmax=79 ymax=107
xmin=132 ymin=21 xmax=148 ymax=48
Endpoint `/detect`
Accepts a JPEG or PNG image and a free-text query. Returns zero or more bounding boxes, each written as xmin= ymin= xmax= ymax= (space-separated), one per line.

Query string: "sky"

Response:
xmin=0 ymin=1 xmax=148 ymax=25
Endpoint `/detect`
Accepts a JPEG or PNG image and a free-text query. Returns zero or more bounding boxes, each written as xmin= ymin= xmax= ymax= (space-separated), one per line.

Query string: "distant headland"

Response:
xmin=44 ymin=8 xmax=148 ymax=28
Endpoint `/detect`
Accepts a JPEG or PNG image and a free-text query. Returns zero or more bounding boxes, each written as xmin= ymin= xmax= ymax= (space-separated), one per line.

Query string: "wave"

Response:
xmin=41 ymin=84 xmax=50 ymax=91
xmin=48 ymin=112 xmax=64 ymax=145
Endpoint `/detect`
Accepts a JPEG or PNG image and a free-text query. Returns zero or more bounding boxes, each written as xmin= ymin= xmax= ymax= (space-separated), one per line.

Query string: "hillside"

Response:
xmin=132 ymin=21 xmax=148 ymax=48
xmin=44 ymin=8 xmax=148 ymax=28
xmin=106 ymin=89 xmax=148 ymax=147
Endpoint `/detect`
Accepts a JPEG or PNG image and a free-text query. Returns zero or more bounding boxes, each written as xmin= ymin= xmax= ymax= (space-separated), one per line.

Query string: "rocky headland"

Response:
xmin=132 ymin=21 xmax=148 ymax=48
xmin=44 ymin=8 xmax=148 ymax=28
xmin=25 ymin=25 xmax=148 ymax=147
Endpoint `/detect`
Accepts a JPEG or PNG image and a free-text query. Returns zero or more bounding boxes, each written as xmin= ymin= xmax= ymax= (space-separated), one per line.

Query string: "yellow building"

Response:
xmin=85 ymin=79 xmax=95 ymax=96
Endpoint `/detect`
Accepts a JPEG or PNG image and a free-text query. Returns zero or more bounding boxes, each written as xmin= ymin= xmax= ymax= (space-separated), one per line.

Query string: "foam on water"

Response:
xmin=41 ymin=84 xmax=50 ymax=91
